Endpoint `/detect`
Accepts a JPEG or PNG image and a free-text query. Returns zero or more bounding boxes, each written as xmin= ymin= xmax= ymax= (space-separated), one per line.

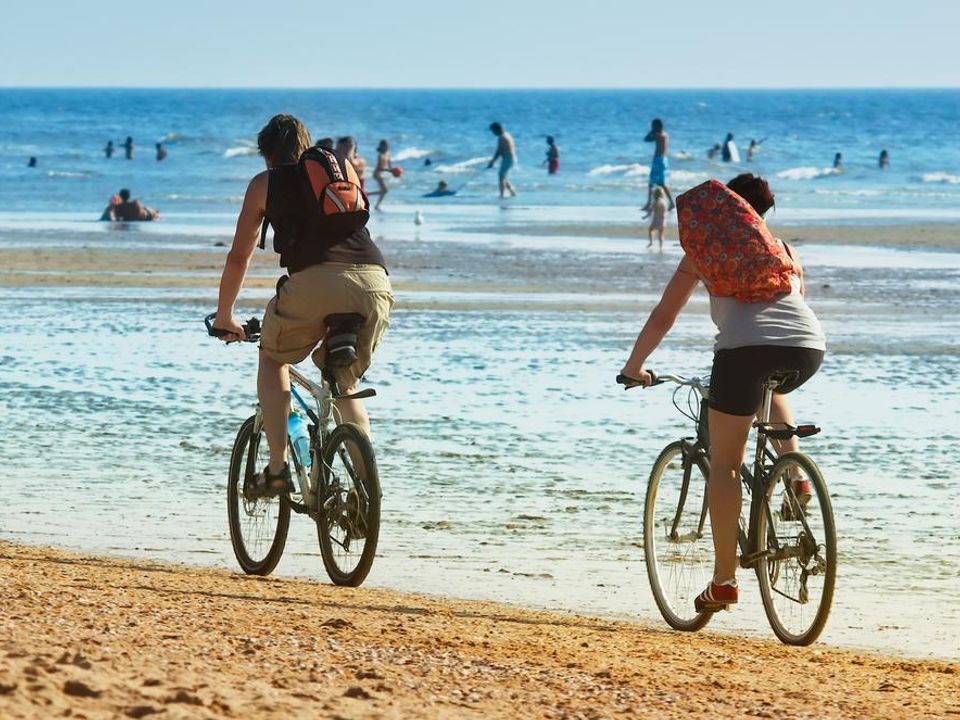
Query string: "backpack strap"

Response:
xmin=258 ymin=217 xmax=270 ymax=250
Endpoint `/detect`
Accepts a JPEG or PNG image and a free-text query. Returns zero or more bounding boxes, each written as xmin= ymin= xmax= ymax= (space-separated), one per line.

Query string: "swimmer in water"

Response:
xmin=544 ymin=136 xmax=559 ymax=175
xmin=156 ymin=142 xmax=168 ymax=161
xmin=122 ymin=136 xmax=134 ymax=160
xmin=721 ymin=133 xmax=738 ymax=163
xmin=104 ymin=140 xmax=115 ymax=159
xmin=28 ymin=156 xmax=37 ymax=167
xmin=423 ymin=180 xmax=457 ymax=198
xmin=879 ymin=149 xmax=889 ymax=169
xmin=100 ymin=188 xmax=159 ymax=221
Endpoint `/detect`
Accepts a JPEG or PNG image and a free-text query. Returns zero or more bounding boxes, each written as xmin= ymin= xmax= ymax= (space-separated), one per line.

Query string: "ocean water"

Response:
xmin=1 ymin=88 xmax=959 ymax=226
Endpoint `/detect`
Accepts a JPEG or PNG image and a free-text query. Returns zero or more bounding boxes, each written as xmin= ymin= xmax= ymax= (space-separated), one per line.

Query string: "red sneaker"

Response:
xmin=694 ymin=581 xmax=739 ymax=613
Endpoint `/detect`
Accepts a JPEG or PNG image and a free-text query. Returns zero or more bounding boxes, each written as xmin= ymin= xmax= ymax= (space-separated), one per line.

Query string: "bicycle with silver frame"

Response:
xmin=206 ymin=312 xmax=381 ymax=586
xmin=618 ymin=369 xmax=836 ymax=645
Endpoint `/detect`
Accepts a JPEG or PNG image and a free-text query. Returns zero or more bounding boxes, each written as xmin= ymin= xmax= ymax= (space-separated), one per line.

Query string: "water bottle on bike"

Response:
xmin=288 ymin=410 xmax=311 ymax=471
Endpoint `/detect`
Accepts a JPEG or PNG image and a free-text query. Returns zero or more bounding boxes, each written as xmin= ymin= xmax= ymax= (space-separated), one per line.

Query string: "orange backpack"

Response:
xmin=259 ymin=146 xmax=369 ymax=249
xmin=676 ymin=179 xmax=796 ymax=303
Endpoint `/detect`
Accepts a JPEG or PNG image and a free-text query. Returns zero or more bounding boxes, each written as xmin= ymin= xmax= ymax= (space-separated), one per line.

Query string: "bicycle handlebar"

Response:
xmin=616 ymin=371 xmax=661 ymax=389
xmin=204 ymin=313 xmax=262 ymax=343
xmin=617 ymin=371 xmax=708 ymax=391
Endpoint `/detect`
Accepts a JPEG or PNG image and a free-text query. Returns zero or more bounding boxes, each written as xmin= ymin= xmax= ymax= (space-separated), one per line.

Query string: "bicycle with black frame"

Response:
xmin=617 ymin=369 xmax=836 ymax=645
xmin=206 ymin=312 xmax=381 ymax=586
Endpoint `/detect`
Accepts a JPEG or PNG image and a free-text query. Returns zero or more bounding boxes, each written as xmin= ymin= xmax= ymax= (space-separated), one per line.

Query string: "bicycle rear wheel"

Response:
xmin=226 ymin=415 xmax=290 ymax=575
xmin=316 ymin=422 xmax=381 ymax=586
xmin=756 ymin=451 xmax=836 ymax=645
xmin=644 ymin=441 xmax=713 ymax=631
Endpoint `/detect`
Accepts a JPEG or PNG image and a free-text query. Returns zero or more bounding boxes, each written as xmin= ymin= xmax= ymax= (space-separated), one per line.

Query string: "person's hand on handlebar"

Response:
xmin=619 ymin=364 xmax=655 ymax=388
xmin=213 ymin=312 xmax=246 ymax=342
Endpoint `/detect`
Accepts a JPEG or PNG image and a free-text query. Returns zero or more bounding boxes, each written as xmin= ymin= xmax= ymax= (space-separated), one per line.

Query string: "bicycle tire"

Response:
xmin=226 ymin=415 xmax=290 ymax=576
xmin=316 ymin=422 xmax=381 ymax=586
xmin=755 ymin=450 xmax=836 ymax=646
xmin=644 ymin=440 xmax=713 ymax=632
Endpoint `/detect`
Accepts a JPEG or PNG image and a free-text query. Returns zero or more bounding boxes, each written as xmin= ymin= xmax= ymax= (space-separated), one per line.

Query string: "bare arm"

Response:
xmin=214 ymin=171 xmax=268 ymax=338
xmin=621 ymin=256 xmax=700 ymax=384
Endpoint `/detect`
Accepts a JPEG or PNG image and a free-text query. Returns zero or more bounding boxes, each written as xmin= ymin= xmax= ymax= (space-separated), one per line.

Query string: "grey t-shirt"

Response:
xmin=709 ymin=276 xmax=826 ymax=352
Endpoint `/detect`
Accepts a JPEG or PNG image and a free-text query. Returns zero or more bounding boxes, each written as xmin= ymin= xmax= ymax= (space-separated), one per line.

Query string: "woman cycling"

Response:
xmin=620 ymin=173 xmax=825 ymax=613
xmin=213 ymin=114 xmax=393 ymax=497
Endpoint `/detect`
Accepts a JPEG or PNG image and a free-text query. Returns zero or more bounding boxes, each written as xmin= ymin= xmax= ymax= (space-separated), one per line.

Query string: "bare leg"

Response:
xmin=333 ymin=388 xmax=371 ymax=437
xmin=374 ymin=176 xmax=388 ymax=210
xmin=641 ymin=184 xmax=653 ymax=213
xmin=257 ymin=351 xmax=290 ymax=474
xmin=647 ymin=227 xmax=653 ymax=247
xmin=657 ymin=228 xmax=664 ymax=249
xmin=663 ymin=185 xmax=675 ymax=210
xmin=765 ymin=392 xmax=799 ymax=456
xmin=707 ymin=408 xmax=754 ymax=583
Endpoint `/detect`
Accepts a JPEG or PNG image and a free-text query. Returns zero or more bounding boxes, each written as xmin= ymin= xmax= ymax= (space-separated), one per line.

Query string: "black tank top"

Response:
xmin=264 ymin=165 xmax=386 ymax=274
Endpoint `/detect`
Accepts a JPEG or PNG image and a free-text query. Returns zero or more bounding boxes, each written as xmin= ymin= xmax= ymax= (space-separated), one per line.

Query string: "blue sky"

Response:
xmin=1 ymin=0 xmax=957 ymax=88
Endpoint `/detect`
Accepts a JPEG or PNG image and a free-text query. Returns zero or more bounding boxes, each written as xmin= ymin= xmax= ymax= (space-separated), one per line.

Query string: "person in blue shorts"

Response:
xmin=487 ymin=122 xmax=517 ymax=198
xmin=642 ymin=118 xmax=674 ymax=215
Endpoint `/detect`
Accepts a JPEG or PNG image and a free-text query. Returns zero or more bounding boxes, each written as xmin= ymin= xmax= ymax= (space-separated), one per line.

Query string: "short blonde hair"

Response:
xmin=257 ymin=114 xmax=311 ymax=165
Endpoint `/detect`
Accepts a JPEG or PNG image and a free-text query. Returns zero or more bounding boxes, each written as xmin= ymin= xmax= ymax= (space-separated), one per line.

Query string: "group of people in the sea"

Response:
xmin=26 ymin=114 xmax=894 ymax=224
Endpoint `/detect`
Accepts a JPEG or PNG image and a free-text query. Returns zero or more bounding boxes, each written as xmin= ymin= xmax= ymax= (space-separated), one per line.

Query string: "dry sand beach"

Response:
xmin=1 ymin=541 xmax=958 ymax=720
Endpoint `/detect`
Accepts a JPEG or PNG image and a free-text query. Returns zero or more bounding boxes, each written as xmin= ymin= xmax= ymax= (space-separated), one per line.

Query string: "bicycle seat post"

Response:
xmin=759 ymin=379 xmax=779 ymax=424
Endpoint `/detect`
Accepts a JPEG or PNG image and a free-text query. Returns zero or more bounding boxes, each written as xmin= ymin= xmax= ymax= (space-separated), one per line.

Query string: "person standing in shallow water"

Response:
xmin=104 ymin=141 xmax=115 ymax=159
xmin=487 ymin=122 xmax=517 ymax=198
xmin=879 ymin=149 xmax=889 ymax=169
xmin=156 ymin=142 xmax=168 ymax=161
xmin=544 ymin=136 xmax=560 ymax=175
xmin=642 ymin=118 xmax=674 ymax=214
xmin=122 ymin=137 xmax=134 ymax=160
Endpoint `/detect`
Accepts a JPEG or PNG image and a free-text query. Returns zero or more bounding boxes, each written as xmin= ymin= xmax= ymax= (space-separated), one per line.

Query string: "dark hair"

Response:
xmin=651 ymin=118 xmax=663 ymax=131
xmin=546 ymin=135 xmax=554 ymax=144
xmin=727 ymin=173 xmax=774 ymax=216
xmin=377 ymin=139 xmax=389 ymax=153
xmin=257 ymin=114 xmax=311 ymax=165
xmin=489 ymin=122 xmax=503 ymax=135
xmin=119 ymin=188 xmax=131 ymax=201
xmin=316 ymin=137 xmax=334 ymax=150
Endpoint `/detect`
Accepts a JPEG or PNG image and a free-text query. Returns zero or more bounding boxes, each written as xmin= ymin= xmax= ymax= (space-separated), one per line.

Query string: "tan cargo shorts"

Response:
xmin=260 ymin=262 xmax=394 ymax=388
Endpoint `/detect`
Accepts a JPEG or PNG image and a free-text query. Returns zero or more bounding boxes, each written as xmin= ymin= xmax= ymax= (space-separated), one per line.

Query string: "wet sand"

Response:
xmin=1 ymin=541 xmax=957 ymax=720
xmin=461 ymin=221 xmax=960 ymax=251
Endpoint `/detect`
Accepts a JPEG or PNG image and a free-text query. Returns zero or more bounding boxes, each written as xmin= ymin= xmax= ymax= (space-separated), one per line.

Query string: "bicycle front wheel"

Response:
xmin=226 ymin=415 xmax=290 ymax=575
xmin=644 ymin=441 xmax=713 ymax=632
xmin=756 ymin=451 xmax=836 ymax=645
xmin=316 ymin=422 xmax=381 ymax=586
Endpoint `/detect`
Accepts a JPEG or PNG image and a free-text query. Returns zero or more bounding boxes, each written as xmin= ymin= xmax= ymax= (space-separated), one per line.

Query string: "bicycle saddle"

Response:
xmin=324 ymin=313 xmax=365 ymax=368
xmin=766 ymin=370 xmax=800 ymax=390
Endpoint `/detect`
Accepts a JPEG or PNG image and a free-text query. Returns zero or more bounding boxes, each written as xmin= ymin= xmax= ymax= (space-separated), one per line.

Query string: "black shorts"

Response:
xmin=709 ymin=345 xmax=824 ymax=416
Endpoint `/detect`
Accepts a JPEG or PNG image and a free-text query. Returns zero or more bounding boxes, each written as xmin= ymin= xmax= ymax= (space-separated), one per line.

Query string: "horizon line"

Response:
xmin=1 ymin=84 xmax=959 ymax=92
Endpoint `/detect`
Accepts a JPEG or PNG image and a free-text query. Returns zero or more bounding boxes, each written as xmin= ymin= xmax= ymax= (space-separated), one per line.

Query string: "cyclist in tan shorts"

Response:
xmin=213 ymin=114 xmax=393 ymax=496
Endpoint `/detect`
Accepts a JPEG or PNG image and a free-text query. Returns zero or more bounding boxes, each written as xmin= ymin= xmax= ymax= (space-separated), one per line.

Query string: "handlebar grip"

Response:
xmin=204 ymin=313 xmax=261 ymax=342
xmin=615 ymin=370 xmax=660 ymax=389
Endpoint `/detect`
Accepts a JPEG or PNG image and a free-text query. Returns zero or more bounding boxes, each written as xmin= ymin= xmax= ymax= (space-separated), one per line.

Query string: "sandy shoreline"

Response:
xmin=459 ymin=221 xmax=960 ymax=251
xmin=1 ymin=541 xmax=957 ymax=719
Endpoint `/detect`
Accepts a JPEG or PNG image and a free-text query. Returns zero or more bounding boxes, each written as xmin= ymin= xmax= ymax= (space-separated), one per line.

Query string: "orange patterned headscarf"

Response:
xmin=677 ymin=180 xmax=796 ymax=303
